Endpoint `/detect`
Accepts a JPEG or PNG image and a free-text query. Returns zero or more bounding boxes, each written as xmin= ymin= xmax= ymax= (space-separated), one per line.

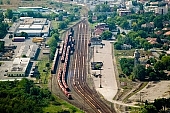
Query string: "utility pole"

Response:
xmin=99 ymin=69 xmax=102 ymax=88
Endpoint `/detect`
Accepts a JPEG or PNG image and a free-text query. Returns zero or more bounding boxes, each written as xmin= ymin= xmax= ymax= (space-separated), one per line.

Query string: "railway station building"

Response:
xmin=7 ymin=58 xmax=30 ymax=77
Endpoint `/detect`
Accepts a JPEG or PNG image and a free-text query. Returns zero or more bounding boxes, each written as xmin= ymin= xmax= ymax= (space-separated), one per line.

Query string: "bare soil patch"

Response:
xmin=128 ymin=81 xmax=170 ymax=103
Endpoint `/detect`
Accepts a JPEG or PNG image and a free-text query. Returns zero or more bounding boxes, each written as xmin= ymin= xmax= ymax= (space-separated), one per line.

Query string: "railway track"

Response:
xmin=69 ymin=20 xmax=114 ymax=113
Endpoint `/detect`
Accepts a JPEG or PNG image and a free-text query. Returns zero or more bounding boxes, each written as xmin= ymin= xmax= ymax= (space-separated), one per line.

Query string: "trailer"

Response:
xmin=12 ymin=37 xmax=25 ymax=42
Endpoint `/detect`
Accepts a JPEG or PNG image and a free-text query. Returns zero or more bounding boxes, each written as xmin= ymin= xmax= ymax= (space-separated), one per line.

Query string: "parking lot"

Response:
xmin=0 ymin=33 xmax=42 ymax=80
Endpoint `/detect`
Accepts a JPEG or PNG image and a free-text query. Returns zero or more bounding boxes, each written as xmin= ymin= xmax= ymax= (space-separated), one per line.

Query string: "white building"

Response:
xmin=126 ymin=1 xmax=133 ymax=10
xmin=144 ymin=4 xmax=168 ymax=15
xmin=16 ymin=45 xmax=39 ymax=60
xmin=155 ymin=4 xmax=168 ymax=15
xmin=15 ymin=18 xmax=51 ymax=37
xmin=7 ymin=58 xmax=30 ymax=77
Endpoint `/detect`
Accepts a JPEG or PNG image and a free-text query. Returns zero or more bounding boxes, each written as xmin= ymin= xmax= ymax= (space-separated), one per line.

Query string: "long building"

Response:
xmin=15 ymin=18 xmax=51 ymax=37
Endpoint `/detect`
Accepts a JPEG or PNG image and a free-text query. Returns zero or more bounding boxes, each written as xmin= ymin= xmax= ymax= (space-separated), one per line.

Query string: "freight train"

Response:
xmin=55 ymin=28 xmax=75 ymax=99
xmin=57 ymin=68 xmax=72 ymax=99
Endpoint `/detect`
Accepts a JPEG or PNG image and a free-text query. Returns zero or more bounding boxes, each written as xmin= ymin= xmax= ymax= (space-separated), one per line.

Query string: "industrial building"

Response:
xmin=7 ymin=58 xmax=30 ymax=77
xmin=16 ymin=45 xmax=39 ymax=60
xmin=15 ymin=18 xmax=51 ymax=37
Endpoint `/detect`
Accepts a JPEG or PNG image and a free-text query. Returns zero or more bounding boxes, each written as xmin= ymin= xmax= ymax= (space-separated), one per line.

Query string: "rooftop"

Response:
xmin=9 ymin=58 xmax=30 ymax=72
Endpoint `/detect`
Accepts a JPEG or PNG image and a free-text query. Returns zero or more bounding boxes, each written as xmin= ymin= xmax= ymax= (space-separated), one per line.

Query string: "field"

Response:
xmin=0 ymin=0 xmax=47 ymax=9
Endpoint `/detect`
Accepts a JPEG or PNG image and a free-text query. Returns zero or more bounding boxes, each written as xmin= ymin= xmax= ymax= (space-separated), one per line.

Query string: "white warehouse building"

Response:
xmin=7 ymin=58 xmax=30 ymax=77
xmin=15 ymin=18 xmax=51 ymax=37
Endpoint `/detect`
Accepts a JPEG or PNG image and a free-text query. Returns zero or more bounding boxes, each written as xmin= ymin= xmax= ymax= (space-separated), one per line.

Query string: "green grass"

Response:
xmin=43 ymin=96 xmax=83 ymax=113
xmin=38 ymin=55 xmax=50 ymax=84
xmin=0 ymin=62 xmax=4 ymax=66
xmin=89 ymin=22 xmax=98 ymax=29
xmin=51 ymin=20 xmax=59 ymax=29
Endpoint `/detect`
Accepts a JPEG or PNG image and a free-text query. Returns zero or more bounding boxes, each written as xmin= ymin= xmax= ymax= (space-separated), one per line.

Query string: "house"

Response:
xmin=162 ymin=27 xmax=170 ymax=31
xmin=146 ymin=37 xmax=157 ymax=44
xmin=141 ymin=22 xmax=154 ymax=28
xmin=95 ymin=23 xmax=106 ymax=29
xmin=95 ymin=23 xmax=109 ymax=31
xmin=121 ymin=44 xmax=132 ymax=50
xmin=92 ymin=16 xmax=97 ymax=22
xmin=164 ymin=31 xmax=170 ymax=36
xmin=144 ymin=3 xmax=168 ymax=15
xmin=163 ymin=21 xmax=170 ymax=27
xmin=94 ymin=28 xmax=105 ymax=36
xmin=117 ymin=9 xmax=131 ymax=16
xmin=154 ymin=30 xmax=163 ymax=35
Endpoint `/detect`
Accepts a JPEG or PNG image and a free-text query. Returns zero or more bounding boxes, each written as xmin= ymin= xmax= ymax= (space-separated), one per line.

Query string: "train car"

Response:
xmin=61 ymin=53 xmax=65 ymax=63
xmin=69 ymin=27 xmax=74 ymax=37
xmin=62 ymin=72 xmax=69 ymax=91
xmin=67 ymin=93 xmax=72 ymax=99
xmin=57 ymin=68 xmax=63 ymax=79
xmin=61 ymin=45 xmax=67 ymax=63
xmin=59 ymin=41 xmax=64 ymax=56
xmin=72 ymin=38 xmax=75 ymax=45
xmin=51 ymin=49 xmax=59 ymax=74
xmin=68 ymin=36 xmax=72 ymax=46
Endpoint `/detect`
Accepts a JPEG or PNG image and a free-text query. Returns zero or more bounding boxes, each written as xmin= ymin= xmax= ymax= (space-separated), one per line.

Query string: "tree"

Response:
xmin=140 ymin=104 xmax=158 ymax=113
xmin=133 ymin=64 xmax=146 ymax=81
xmin=20 ymin=32 xmax=28 ymax=38
xmin=114 ymin=42 xmax=122 ymax=50
xmin=7 ymin=0 xmax=10 ymax=4
xmin=161 ymin=56 xmax=170 ymax=69
xmin=58 ymin=13 xmax=63 ymax=21
xmin=0 ymin=22 xmax=8 ymax=38
xmin=159 ymin=53 xmax=165 ymax=60
xmin=100 ymin=30 xmax=112 ymax=40
xmin=58 ymin=21 xmax=67 ymax=29
xmin=12 ymin=16 xmax=17 ymax=22
xmin=0 ymin=41 xmax=4 ymax=52
xmin=120 ymin=21 xmax=129 ymax=29
xmin=153 ymin=15 xmax=163 ymax=28
xmin=149 ymin=72 xmax=157 ymax=80
xmin=106 ymin=18 xmax=116 ymax=31
xmin=22 ymin=54 xmax=27 ymax=58
xmin=143 ymin=42 xmax=152 ymax=51
xmin=68 ymin=14 xmax=75 ymax=22
xmin=52 ymin=33 xmax=60 ymax=41
xmin=0 ymin=12 xmax=4 ymax=22
xmin=94 ymin=3 xmax=111 ymax=12
xmin=5 ymin=9 xmax=13 ymax=19
xmin=0 ymin=0 xmax=3 ymax=5
xmin=120 ymin=58 xmax=134 ymax=76
xmin=154 ymin=61 xmax=164 ymax=71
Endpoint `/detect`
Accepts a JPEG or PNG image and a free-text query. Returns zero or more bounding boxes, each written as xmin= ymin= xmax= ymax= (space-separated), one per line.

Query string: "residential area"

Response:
xmin=87 ymin=0 xmax=170 ymax=112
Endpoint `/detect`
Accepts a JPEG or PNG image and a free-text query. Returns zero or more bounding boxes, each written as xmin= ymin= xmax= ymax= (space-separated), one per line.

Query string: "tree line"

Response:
xmin=140 ymin=98 xmax=170 ymax=113
xmin=0 ymin=78 xmax=82 ymax=113
xmin=0 ymin=78 xmax=54 ymax=113
xmin=119 ymin=55 xmax=170 ymax=81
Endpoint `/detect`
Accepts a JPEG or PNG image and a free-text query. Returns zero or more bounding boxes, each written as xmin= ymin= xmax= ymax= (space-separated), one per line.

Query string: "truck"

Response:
xmin=12 ymin=37 xmax=25 ymax=42
xmin=32 ymin=37 xmax=45 ymax=43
